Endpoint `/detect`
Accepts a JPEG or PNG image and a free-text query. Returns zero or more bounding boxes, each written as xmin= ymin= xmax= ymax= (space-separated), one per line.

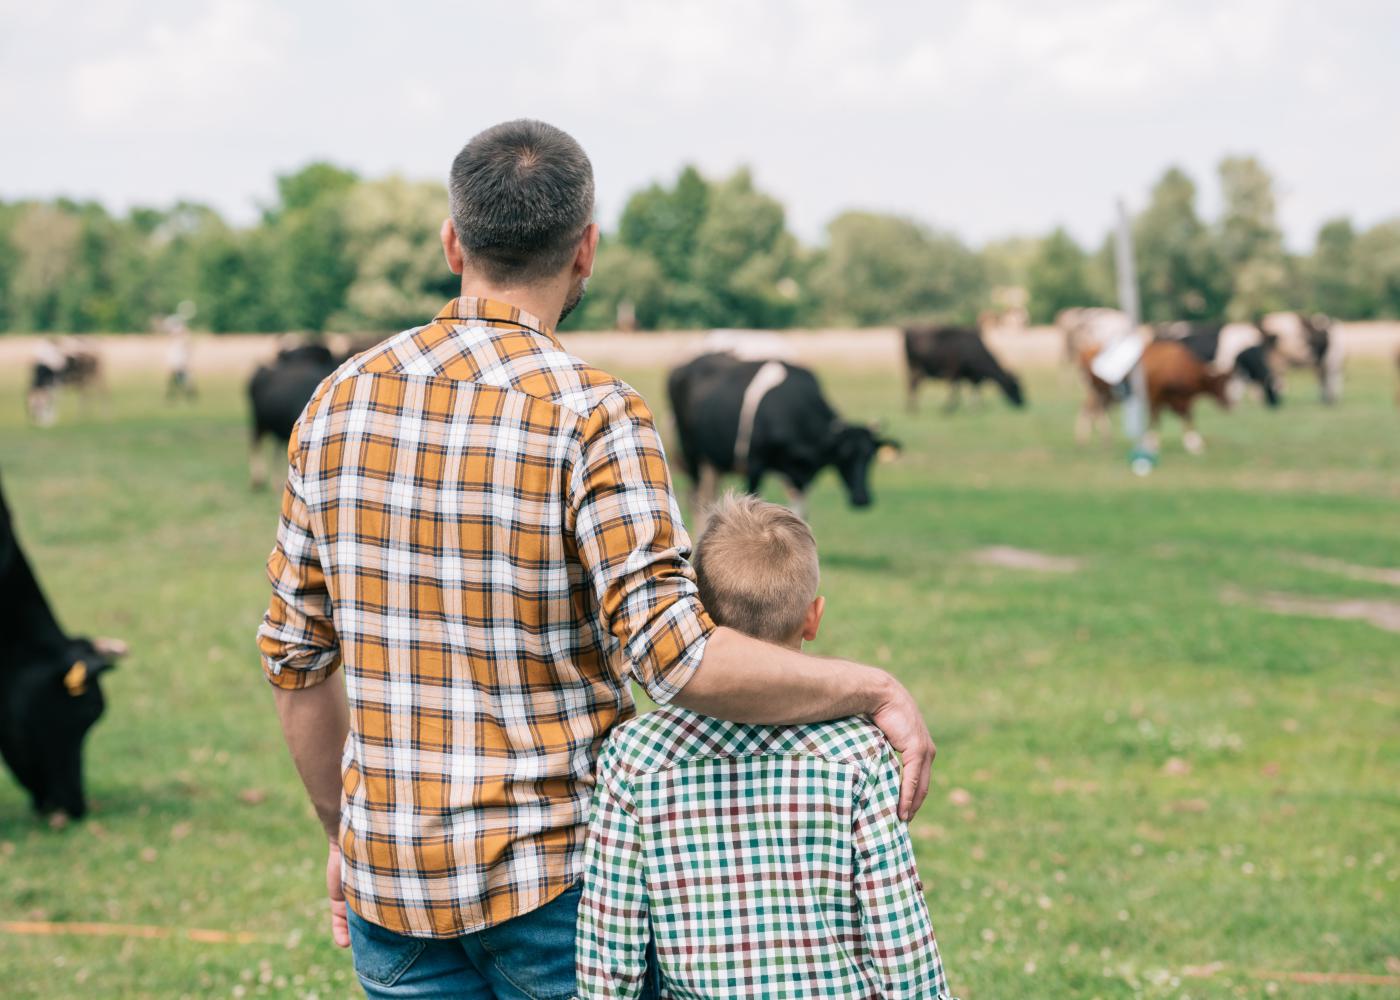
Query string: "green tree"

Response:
xmin=691 ymin=168 xmax=803 ymax=328
xmin=1217 ymin=156 xmax=1287 ymax=319
xmin=1355 ymin=219 xmax=1400 ymax=318
xmin=566 ymin=240 xmax=667 ymax=330
xmin=617 ymin=165 xmax=709 ymax=285
xmin=1309 ymin=218 xmax=1363 ymax=317
xmin=1133 ymin=167 xmax=1227 ymax=322
xmin=8 ymin=202 xmax=82 ymax=330
xmin=1026 ymin=228 xmax=1094 ymax=323
xmin=815 ymin=211 xmax=986 ymax=326
xmin=332 ymin=177 xmax=455 ymax=331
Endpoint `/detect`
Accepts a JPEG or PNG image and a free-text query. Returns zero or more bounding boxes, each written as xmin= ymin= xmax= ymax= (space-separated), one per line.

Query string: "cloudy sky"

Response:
xmin=3 ymin=0 xmax=1397 ymax=249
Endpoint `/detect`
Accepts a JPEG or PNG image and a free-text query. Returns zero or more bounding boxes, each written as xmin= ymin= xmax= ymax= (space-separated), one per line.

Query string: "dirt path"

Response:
xmin=4 ymin=321 xmax=1398 ymax=377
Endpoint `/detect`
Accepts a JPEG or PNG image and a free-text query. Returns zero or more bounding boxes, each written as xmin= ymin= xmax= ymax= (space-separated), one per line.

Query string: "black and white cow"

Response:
xmin=1154 ymin=321 xmax=1281 ymax=407
xmin=0 ymin=478 xmax=125 ymax=822
xmin=1260 ymin=312 xmax=1344 ymax=405
xmin=903 ymin=325 xmax=1025 ymax=412
xmin=667 ymin=353 xmax=897 ymax=523
xmin=247 ymin=343 xmax=342 ymax=489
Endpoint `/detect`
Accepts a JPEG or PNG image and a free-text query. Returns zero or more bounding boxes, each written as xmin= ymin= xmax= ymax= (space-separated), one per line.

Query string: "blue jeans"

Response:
xmin=347 ymin=884 xmax=582 ymax=999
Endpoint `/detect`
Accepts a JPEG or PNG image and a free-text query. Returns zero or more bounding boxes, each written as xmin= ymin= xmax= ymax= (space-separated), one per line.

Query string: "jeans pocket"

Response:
xmin=348 ymin=910 xmax=429 ymax=988
xmin=477 ymin=883 xmax=581 ymax=999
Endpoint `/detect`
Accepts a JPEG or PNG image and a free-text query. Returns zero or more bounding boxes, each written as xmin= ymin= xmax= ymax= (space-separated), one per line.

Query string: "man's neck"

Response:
xmin=458 ymin=278 xmax=566 ymax=331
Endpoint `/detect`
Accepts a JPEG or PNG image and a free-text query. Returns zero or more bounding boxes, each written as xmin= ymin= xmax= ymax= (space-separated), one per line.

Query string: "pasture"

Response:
xmin=0 ymin=349 xmax=1397 ymax=999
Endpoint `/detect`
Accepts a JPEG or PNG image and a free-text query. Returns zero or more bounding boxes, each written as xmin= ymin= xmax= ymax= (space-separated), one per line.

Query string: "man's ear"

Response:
xmin=440 ymin=218 xmax=464 ymax=276
xmin=575 ymin=223 xmax=600 ymax=279
xmin=802 ymin=595 xmax=826 ymax=642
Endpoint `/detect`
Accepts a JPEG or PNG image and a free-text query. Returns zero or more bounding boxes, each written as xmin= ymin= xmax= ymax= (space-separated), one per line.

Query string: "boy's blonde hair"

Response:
xmin=692 ymin=493 xmax=820 ymax=643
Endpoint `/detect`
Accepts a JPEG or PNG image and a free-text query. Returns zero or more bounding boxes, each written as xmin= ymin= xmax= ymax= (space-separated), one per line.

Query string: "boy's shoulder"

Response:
xmin=602 ymin=707 xmax=890 ymax=780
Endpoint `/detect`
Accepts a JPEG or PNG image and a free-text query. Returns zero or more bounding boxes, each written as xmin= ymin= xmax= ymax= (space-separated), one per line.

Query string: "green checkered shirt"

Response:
xmin=578 ymin=708 xmax=952 ymax=998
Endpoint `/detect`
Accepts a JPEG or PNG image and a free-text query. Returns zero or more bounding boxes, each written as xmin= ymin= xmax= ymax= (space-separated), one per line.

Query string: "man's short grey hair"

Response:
xmin=448 ymin=120 xmax=595 ymax=285
xmin=693 ymin=493 xmax=820 ymax=643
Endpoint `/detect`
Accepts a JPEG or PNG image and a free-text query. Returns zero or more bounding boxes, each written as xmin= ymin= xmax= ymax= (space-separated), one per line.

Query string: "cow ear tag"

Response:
xmin=64 ymin=661 xmax=89 ymax=697
xmin=878 ymin=444 xmax=899 ymax=464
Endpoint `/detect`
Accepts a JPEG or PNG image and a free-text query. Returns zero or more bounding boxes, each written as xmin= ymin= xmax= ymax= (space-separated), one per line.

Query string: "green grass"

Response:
xmin=1 ymin=357 xmax=1397 ymax=999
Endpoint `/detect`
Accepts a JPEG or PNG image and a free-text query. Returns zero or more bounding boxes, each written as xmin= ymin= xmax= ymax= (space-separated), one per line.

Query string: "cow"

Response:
xmin=27 ymin=338 xmax=106 ymax=426
xmin=1077 ymin=339 xmax=1232 ymax=454
xmin=1155 ymin=321 xmax=1281 ymax=407
xmin=0 ymin=478 xmax=126 ymax=823
xmin=1056 ymin=307 xmax=1133 ymax=365
xmin=247 ymin=342 xmax=342 ymax=489
xmin=1260 ymin=312 xmax=1344 ymax=405
xmin=667 ymin=353 xmax=898 ymax=525
xmin=903 ymin=325 xmax=1025 ymax=413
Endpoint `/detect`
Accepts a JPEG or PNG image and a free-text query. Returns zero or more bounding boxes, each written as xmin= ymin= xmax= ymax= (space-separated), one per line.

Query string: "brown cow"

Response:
xmin=1078 ymin=339 xmax=1232 ymax=454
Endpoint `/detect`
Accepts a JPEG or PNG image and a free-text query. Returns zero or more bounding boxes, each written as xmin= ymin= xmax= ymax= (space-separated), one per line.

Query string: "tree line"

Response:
xmin=1 ymin=156 xmax=1397 ymax=335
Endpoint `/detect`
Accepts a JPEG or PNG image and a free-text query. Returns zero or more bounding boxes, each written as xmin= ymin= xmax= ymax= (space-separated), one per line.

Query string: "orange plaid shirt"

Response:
xmin=256 ymin=298 xmax=714 ymax=938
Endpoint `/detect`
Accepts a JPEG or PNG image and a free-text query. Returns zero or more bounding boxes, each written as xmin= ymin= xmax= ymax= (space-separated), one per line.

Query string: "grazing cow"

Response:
xmin=667 ymin=353 xmax=897 ymax=523
xmin=903 ymin=325 xmax=1025 ymax=412
xmin=1078 ymin=340 xmax=1232 ymax=454
xmin=247 ymin=343 xmax=342 ymax=489
xmin=1260 ymin=312 xmax=1344 ymax=405
xmin=1155 ymin=321 xmax=1281 ymax=407
xmin=0 ymin=479 xmax=126 ymax=821
xmin=27 ymin=339 xmax=106 ymax=426
xmin=1056 ymin=308 xmax=1133 ymax=365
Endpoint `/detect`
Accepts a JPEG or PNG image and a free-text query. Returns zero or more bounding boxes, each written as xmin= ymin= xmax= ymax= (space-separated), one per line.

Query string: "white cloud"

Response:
xmin=69 ymin=0 xmax=292 ymax=125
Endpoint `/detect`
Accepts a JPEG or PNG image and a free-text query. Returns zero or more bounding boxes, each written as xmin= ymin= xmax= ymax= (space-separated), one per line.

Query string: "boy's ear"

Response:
xmin=802 ymin=596 xmax=826 ymax=642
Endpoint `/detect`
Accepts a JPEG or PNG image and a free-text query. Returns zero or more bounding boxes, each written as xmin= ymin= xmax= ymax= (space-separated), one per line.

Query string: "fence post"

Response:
xmin=1114 ymin=198 xmax=1154 ymax=475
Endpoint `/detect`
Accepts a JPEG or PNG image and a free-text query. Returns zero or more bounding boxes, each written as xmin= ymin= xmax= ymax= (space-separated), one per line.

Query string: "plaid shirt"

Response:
xmin=256 ymin=298 xmax=714 ymax=938
xmin=578 ymin=708 xmax=952 ymax=999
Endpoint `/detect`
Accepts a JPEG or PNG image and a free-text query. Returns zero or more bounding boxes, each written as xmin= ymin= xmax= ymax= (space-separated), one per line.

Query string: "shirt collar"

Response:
xmin=435 ymin=297 xmax=563 ymax=351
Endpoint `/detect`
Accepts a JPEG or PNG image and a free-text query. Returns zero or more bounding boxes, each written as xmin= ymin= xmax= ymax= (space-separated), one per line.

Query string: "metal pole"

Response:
xmin=1114 ymin=198 xmax=1154 ymax=475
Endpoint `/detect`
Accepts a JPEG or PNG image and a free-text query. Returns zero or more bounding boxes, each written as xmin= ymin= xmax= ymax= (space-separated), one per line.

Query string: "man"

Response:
xmin=258 ymin=119 xmax=934 ymax=998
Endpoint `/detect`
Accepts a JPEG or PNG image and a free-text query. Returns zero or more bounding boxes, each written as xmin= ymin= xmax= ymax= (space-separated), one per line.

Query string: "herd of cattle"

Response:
xmin=0 ymin=308 xmax=1371 ymax=817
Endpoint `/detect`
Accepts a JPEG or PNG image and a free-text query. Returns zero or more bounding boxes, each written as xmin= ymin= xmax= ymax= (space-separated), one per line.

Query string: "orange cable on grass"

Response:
xmin=0 ymin=920 xmax=264 ymax=945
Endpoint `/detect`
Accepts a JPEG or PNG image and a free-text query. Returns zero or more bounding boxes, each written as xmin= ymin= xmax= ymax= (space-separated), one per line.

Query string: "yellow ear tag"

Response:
xmin=64 ymin=661 xmax=89 ymax=697
xmin=877 ymin=444 xmax=899 ymax=464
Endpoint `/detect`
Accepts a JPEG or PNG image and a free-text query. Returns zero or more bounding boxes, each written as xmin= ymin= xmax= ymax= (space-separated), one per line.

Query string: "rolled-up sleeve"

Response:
xmin=569 ymin=387 xmax=714 ymax=704
xmin=257 ymin=450 xmax=341 ymax=690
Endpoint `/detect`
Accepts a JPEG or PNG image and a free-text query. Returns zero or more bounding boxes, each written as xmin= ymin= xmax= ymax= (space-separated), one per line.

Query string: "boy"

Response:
xmin=578 ymin=494 xmax=953 ymax=998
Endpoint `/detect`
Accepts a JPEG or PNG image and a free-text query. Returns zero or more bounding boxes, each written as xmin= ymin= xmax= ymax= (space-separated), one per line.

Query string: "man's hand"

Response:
xmin=676 ymin=628 xmax=937 ymax=821
xmin=326 ymin=840 xmax=350 ymax=948
xmin=869 ymin=674 xmax=936 ymax=821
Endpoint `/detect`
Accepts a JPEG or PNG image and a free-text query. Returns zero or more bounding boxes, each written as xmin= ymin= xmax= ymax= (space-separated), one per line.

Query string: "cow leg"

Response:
xmin=1143 ymin=403 xmax=1162 ymax=454
xmin=1175 ymin=401 xmax=1205 ymax=455
xmin=783 ymin=480 xmax=809 ymax=521
xmin=249 ymin=432 xmax=269 ymax=490
xmin=943 ymin=380 xmax=961 ymax=414
xmin=1076 ymin=391 xmax=1103 ymax=445
xmin=691 ymin=463 xmax=720 ymax=536
xmin=906 ymin=367 xmax=921 ymax=413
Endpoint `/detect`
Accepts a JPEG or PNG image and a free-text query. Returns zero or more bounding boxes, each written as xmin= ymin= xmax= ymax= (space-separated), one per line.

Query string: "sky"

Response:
xmin=2 ymin=0 xmax=1398 ymax=250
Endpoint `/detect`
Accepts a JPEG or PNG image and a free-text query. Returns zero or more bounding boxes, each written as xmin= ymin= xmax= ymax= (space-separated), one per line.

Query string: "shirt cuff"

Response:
xmin=261 ymin=647 xmax=342 ymax=690
xmin=643 ymin=622 xmax=713 ymax=706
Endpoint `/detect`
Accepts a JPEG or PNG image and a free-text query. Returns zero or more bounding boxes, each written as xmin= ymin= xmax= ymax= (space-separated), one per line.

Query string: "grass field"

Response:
xmin=1 ymin=356 xmax=1397 ymax=999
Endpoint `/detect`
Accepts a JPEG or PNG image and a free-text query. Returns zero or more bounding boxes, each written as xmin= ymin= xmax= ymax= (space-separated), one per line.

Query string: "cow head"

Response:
xmin=1002 ymin=373 xmax=1026 ymax=408
xmin=829 ymin=423 xmax=899 ymax=509
xmin=15 ymin=636 xmax=124 ymax=819
xmin=1204 ymin=371 xmax=1234 ymax=409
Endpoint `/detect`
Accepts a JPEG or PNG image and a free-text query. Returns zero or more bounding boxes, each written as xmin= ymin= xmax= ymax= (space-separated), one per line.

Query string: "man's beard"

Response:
xmin=558 ymin=276 xmax=588 ymax=326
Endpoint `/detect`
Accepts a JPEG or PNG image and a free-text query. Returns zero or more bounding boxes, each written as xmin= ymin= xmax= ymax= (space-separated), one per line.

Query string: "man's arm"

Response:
xmin=577 ymin=743 xmax=651 ymax=999
xmin=256 ymin=437 xmax=350 ymax=946
xmin=671 ymin=627 xmax=934 ymax=819
xmin=570 ymin=387 xmax=934 ymax=819
xmin=851 ymin=747 xmax=952 ymax=999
